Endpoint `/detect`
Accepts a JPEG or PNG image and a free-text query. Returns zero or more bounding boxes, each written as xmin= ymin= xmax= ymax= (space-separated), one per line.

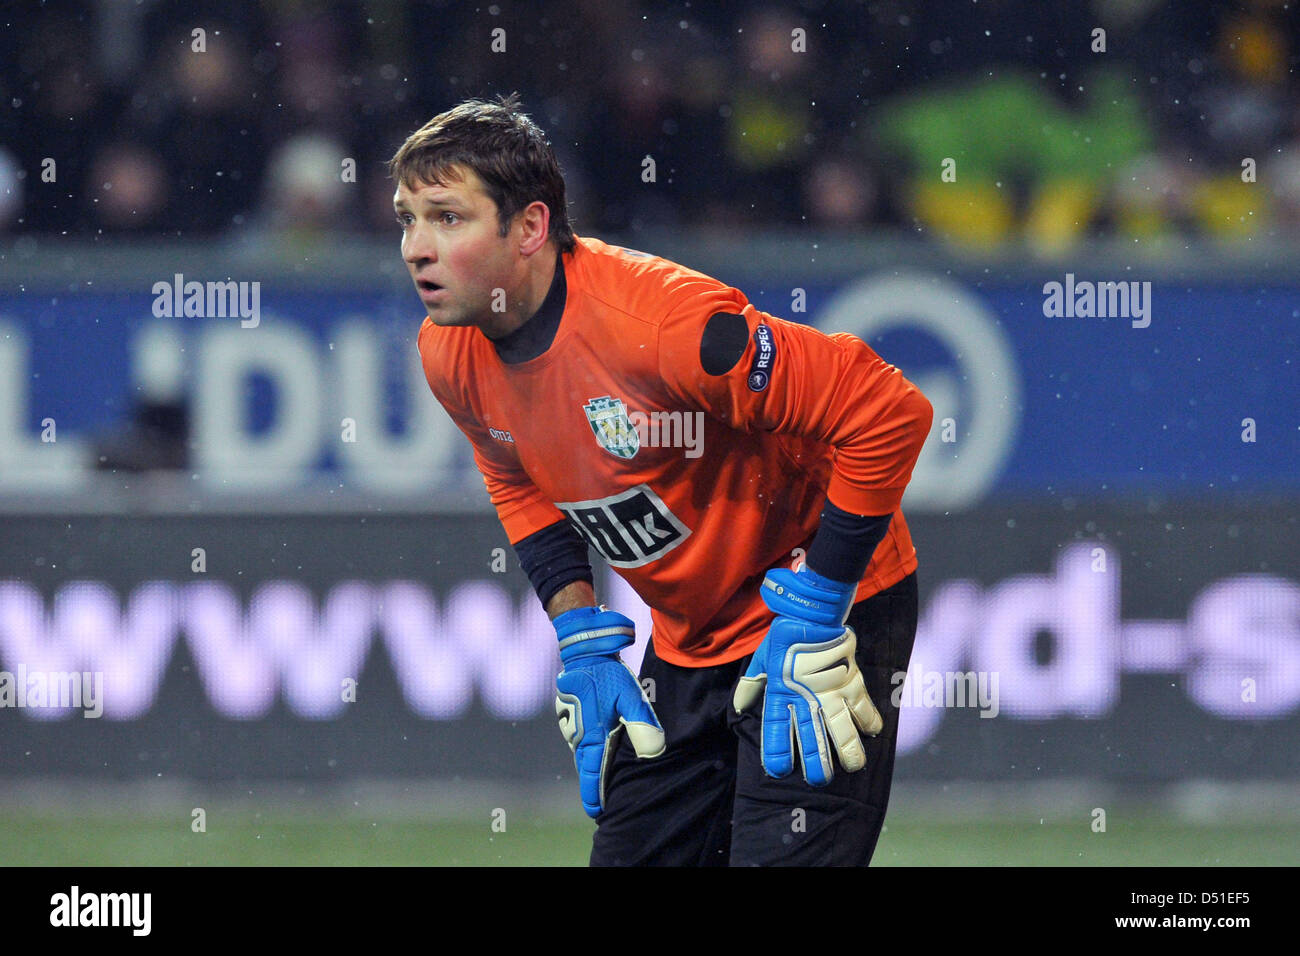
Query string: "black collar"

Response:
xmin=492 ymin=251 xmax=566 ymax=364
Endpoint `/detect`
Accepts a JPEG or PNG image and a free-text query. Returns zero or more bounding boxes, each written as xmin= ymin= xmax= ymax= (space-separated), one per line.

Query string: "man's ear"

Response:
xmin=517 ymin=200 xmax=552 ymax=256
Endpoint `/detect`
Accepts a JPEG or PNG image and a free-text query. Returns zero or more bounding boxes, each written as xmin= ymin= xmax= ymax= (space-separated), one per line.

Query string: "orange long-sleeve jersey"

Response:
xmin=418 ymin=235 xmax=933 ymax=666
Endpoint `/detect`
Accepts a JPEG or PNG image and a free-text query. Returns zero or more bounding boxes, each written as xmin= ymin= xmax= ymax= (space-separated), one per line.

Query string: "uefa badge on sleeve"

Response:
xmin=583 ymin=395 xmax=641 ymax=459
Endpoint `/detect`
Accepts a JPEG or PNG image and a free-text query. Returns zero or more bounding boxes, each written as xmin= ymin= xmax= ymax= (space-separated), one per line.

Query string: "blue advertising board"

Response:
xmin=3 ymin=256 xmax=1295 ymax=504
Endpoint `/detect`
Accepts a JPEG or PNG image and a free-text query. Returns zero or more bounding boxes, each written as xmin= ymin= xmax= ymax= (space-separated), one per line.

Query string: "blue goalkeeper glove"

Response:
xmin=553 ymin=605 xmax=665 ymax=818
xmin=732 ymin=563 xmax=883 ymax=787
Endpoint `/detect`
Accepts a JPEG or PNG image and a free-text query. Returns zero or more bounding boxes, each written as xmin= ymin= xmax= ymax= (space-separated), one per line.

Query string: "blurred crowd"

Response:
xmin=4 ymin=0 xmax=1300 ymax=248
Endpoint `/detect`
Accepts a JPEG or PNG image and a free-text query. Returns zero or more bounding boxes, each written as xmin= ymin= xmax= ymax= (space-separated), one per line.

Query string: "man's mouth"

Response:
xmin=417 ymin=279 xmax=446 ymax=301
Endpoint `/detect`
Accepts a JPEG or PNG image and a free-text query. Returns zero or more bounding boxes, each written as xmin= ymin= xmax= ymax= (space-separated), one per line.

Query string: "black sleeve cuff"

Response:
xmin=513 ymin=519 xmax=594 ymax=608
xmin=804 ymin=499 xmax=893 ymax=585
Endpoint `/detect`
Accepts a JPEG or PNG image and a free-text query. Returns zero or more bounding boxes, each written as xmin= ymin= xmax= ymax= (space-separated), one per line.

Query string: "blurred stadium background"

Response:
xmin=1 ymin=0 xmax=1298 ymax=866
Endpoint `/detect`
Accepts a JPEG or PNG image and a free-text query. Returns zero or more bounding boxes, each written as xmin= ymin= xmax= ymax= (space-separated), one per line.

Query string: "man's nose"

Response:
xmin=404 ymin=227 xmax=437 ymax=265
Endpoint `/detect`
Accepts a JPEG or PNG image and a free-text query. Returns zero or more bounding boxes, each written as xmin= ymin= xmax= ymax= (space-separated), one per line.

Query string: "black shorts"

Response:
xmin=590 ymin=570 xmax=919 ymax=866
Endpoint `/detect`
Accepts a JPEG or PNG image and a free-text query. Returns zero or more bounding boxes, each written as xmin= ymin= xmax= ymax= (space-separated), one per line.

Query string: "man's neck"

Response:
xmin=490 ymin=248 xmax=567 ymax=365
xmin=482 ymin=242 xmax=561 ymax=340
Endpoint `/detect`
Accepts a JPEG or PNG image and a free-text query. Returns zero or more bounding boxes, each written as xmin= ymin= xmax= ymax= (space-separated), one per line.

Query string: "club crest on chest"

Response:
xmin=583 ymin=395 xmax=640 ymax=460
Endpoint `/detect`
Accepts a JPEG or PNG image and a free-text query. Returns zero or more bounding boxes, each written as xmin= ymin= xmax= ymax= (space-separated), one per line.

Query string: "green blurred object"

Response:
xmin=873 ymin=68 xmax=1154 ymax=245
xmin=874 ymin=68 xmax=1153 ymax=186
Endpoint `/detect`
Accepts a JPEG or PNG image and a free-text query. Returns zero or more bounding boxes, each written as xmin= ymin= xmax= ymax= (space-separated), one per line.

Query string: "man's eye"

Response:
xmin=440 ymin=212 xmax=459 ymax=225
xmin=396 ymin=214 xmax=413 ymax=227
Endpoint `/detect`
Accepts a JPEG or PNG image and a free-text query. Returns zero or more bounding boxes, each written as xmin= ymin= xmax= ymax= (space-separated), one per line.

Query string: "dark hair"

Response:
xmin=388 ymin=92 xmax=576 ymax=253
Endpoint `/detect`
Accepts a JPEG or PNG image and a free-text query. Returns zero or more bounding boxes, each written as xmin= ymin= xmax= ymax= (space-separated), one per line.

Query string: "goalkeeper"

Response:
xmin=393 ymin=94 xmax=932 ymax=866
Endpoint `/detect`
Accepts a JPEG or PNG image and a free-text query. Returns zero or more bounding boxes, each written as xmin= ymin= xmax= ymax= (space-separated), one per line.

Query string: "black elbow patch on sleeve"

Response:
xmin=699 ymin=312 xmax=750 ymax=376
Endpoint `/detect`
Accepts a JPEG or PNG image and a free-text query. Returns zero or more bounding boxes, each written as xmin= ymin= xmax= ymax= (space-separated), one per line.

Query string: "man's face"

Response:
xmin=394 ymin=166 xmax=521 ymax=330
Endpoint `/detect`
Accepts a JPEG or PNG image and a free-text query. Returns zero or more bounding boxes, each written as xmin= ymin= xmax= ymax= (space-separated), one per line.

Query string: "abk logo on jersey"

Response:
xmin=556 ymin=484 xmax=691 ymax=568
xmin=583 ymin=396 xmax=640 ymax=459
xmin=747 ymin=324 xmax=775 ymax=391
